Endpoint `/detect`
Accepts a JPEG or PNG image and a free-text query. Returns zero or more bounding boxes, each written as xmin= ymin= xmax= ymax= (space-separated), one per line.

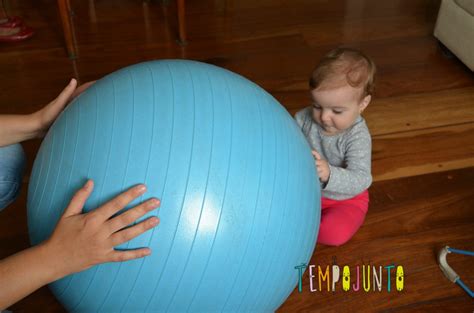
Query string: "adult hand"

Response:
xmin=43 ymin=180 xmax=160 ymax=279
xmin=30 ymin=79 xmax=95 ymax=138
xmin=0 ymin=79 xmax=95 ymax=146
xmin=71 ymin=80 xmax=96 ymax=100
xmin=0 ymin=179 xmax=158 ymax=309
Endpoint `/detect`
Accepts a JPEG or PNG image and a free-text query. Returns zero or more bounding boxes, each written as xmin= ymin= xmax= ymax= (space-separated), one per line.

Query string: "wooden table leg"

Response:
xmin=176 ymin=0 xmax=187 ymax=45
xmin=57 ymin=0 xmax=77 ymax=59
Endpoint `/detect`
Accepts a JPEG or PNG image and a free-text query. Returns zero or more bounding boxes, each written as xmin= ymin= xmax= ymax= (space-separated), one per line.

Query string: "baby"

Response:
xmin=295 ymin=47 xmax=376 ymax=246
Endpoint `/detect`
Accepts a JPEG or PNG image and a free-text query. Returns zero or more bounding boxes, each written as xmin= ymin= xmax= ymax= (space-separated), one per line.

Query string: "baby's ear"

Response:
xmin=359 ymin=94 xmax=371 ymax=113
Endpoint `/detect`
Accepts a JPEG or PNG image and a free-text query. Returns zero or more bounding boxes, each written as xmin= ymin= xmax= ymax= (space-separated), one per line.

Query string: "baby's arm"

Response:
xmin=323 ymin=131 xmax=372 ymax=197
xmin=0 ymin=180 xmax=159 ymax=310
xmin=0 ymin=79 xmax=94 ymax=147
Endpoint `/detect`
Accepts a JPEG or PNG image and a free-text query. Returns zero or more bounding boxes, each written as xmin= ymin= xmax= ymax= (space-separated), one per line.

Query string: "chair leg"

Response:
xmin=57 ymin=0 xmax=77 ymax=59
xmin=176 ymin=0 xmax=187 ymax=45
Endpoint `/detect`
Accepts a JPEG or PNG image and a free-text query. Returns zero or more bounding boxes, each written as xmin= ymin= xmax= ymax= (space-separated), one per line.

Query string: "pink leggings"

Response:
xmin=317 ymin=190 xmax=369 ymax=246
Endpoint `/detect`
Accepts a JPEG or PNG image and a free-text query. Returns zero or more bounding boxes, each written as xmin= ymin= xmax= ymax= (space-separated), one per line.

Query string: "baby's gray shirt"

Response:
xmin=294 ymin=107 xmax=372 ymax=200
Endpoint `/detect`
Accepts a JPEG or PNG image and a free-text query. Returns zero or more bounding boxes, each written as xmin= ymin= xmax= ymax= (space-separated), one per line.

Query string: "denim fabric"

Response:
xmin=0 ymin=144 xmax=26 ymax=211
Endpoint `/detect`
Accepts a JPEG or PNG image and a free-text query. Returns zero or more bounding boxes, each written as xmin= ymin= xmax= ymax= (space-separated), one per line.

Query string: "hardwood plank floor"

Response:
xmin=0 ymin=0 xmax=473 ymax=312
xmin=372 ymin=123 xmax=474 ymax=181
xmin=279 ymin=168 xmax=474 ymax=313
xmin=367 ymin=87 xmax=474 ymax=135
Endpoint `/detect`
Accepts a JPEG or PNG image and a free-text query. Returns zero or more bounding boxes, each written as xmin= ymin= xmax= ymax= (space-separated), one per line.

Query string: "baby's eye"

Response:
xmin=312 ymin=105 xmax=321 ymax=110
xmin=333 ymin=110 xmax=343 ymax=114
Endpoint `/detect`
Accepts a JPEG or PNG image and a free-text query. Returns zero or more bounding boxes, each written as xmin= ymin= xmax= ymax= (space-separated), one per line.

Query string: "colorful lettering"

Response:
xmin=309 ymin=265 xmax=317 ymax=292
xmin=373 ymin=266 xmax=382 ymax=292
xmin=318 ymin=265 xmax=330 ymax=292
xmin=294 ymin=263 xmax=307 ymax=293
xmin=332 ymin=265 xmax=340 ymax=292
xmin=363 ymin=265 xmax=371 ymax=292
xmin=396 ymin=265 xmax=404 ymax=291
xmin=385 ymin=265 xmax=395 ymax=292
xmin=342 ymin=265 xmax=350 ymax=291
xmin=352 ymin=266 xmax=360 ymax=291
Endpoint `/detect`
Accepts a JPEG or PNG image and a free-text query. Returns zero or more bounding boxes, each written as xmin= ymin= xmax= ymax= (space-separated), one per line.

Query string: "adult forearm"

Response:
xmin=0 ymin=114 xmax=39 ymax=147
xmin=0 ymin=243 xmax=59 ymax=310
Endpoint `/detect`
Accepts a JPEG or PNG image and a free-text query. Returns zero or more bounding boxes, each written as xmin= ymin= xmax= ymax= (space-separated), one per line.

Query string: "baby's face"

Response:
xmin=310 ymin=84 xmax=370 ymax=135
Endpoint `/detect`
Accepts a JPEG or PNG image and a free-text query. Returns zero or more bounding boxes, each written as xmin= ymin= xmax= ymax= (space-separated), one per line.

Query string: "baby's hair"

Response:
xmin=309 ymin=47 xmax=376 ymax=99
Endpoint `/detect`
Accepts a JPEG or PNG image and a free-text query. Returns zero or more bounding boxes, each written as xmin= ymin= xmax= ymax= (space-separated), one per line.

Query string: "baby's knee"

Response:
xmin=325 ymin=233 xmax=352 ymax=247
xmin=317 ymin=222 xmax=358 ymax=246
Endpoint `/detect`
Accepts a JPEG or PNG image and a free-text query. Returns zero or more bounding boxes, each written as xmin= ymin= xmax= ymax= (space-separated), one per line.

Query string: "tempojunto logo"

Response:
xmin=294 ymin=261 xmax=404 ymax=293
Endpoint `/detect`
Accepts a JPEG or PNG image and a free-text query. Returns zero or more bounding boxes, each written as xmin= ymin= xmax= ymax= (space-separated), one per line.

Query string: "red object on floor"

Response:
xmin=0 ymin=26 xmax=34 ymax=42
xmin=0 ymin=16 xmax=23 ymax=28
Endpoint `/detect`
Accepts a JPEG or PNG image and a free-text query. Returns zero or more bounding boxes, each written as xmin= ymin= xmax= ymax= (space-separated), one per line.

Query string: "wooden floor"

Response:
xmin=1 ymin=0 xmax=473 ymax=312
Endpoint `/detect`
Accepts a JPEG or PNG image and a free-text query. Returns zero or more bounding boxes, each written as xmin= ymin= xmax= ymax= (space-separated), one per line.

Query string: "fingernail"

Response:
xmin=84 ymin=179 xmax=92 ymax=190
xmin=137 ymin=184 xmax=147 ymax=193
xmin=150 ymin=217 xmax=159 ymax=226
xmin=149 ymin=198 xmax=160 ymax=207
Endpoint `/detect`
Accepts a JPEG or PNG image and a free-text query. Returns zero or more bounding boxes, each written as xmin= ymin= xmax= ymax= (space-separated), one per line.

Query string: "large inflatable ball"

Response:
xmin=27 ymin=60 xmax=320 ymax=312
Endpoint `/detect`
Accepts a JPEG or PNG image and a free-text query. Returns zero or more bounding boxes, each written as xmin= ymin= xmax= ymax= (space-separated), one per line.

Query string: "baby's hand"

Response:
xmin=30 ymin=79 xmax=95 ymax=138
xmin=312 ymin=150 xmax=330 ymax=183
xmin=43 ymin=180 xmax=160 ymax=279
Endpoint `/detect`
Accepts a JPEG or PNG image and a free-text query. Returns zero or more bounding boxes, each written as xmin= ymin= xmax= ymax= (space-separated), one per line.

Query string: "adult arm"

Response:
xmin=0 ymin=180 xmax=159 ymax=309
xmin=0 ymin=79 xmax=95 ymax=147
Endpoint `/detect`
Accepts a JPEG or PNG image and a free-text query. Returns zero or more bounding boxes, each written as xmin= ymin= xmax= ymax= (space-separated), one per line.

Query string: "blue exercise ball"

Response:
xmin=27 ymin=60 xmax=320 ymax=312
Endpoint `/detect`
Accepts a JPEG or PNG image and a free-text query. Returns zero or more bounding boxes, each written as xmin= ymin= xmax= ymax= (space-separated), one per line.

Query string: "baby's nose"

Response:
xmin=321 ymin=112 xmax=331 ymax=122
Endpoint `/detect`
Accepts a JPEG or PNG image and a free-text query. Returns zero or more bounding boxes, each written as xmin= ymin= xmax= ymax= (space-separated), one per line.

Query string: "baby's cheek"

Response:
xmin=312 ymin=112 xmax=321 ymax=123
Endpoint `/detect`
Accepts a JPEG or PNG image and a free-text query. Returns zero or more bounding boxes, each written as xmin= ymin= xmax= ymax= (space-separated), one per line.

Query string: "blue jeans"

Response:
xmin=0 ymin=144 xmax=26 ymax=211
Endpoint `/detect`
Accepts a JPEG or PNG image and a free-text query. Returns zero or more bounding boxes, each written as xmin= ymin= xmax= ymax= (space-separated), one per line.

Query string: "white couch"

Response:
xmin=434 ymin=0 xmax=474 ymax=71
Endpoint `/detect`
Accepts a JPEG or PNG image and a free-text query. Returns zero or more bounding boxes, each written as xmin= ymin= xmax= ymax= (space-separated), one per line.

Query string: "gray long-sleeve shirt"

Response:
xmin=295 ymin=107 xmax=372 ymax=200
